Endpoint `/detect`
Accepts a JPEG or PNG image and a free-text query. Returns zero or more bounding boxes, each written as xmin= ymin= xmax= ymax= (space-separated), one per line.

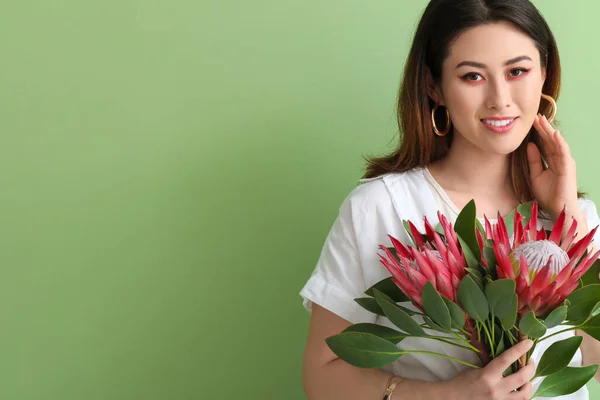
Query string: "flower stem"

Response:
xmin=424 ymin=335 xmax=479 ymax=352
xmin=400 ymin=350 xmax=481 ymax=369
xmin=450 ymin=331 xmax=481 ymax=353
xmin=536 ymin=326 xmax=580 ymax=344
xmin=481 ymin=321 xmax=494 ymax=357
xmin=488 ymin=317 xmax=496 ymax=358
xmin=507 ymin=328 xmax=517 ymax=345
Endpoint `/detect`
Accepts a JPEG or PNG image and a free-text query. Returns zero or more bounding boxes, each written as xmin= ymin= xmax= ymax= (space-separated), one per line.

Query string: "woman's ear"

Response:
xmin=425 ymin=67 xmax=444 ymax=106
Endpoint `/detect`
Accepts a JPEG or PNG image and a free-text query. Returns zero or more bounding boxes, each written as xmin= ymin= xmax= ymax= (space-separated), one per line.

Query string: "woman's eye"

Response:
xmin=462 ymin=72 xmax=483 ymax=81
xmin=509 ymin=68 xmax=530 ymax=77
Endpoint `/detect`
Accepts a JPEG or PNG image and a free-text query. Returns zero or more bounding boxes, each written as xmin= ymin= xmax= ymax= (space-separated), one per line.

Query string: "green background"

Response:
xmin=0 ymin=0 xmax=597 ymax=398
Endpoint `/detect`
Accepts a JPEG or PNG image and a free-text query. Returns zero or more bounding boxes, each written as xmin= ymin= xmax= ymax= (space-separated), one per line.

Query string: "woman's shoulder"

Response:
xmin=339 ymin=167 xmax=429 ymax=219
xmin=577 ymin=196 xmax=599 ymax=216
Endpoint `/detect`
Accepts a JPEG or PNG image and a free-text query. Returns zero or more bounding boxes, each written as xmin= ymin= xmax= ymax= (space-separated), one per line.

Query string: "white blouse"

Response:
xmin=300 ymin=167 xmax=600 ymax=399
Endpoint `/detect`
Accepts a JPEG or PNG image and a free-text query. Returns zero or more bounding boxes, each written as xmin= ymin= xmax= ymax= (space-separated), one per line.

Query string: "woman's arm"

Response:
xmin=302 ymin=304 xmax=449 ymax=400
xmin=564 ymin=207 xmax=600 ymax=383
xmin=576 ymin=330 xmax=600 ymax=383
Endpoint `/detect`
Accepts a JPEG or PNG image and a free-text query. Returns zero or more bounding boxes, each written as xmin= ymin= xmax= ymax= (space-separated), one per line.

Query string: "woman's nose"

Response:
xmin=485 ymin=80 xmax=512 ymax=110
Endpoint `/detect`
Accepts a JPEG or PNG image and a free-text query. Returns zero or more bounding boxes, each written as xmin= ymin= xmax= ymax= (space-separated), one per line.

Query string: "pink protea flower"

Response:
xmin=491 ymin=202 xmax=600 ymax=317
xmin=378 ymin=212 xmax=468 ymax=309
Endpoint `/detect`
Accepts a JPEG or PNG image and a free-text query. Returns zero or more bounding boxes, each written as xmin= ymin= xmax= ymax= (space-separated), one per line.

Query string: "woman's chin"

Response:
xmin=483 ymin=140 xmax=525 ymax=156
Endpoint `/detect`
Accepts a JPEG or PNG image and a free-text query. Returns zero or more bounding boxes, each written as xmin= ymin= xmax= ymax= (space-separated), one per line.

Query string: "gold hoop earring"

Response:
xmin=432 ymin=105 xmax=451 ymax=136
xmin=541 ymin=93 xmax=557 ymax=124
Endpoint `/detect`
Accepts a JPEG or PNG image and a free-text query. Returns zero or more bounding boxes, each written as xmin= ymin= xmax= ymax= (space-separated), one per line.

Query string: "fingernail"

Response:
xmin=524 ymin=339 xmax=533 ymax=349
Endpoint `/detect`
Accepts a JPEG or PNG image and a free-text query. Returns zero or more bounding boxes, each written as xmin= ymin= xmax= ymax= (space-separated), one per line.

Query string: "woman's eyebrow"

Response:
xmin=455 ymin=55 xmax=533 ymax=69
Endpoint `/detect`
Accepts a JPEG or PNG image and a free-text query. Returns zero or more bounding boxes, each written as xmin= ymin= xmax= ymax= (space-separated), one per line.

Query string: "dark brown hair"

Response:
xmin=363 ymin=0 xmax=581 ymax=202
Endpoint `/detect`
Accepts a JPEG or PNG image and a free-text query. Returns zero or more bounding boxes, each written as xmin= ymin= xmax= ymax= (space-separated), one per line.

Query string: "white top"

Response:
xmin=423 ymin=166 xmax=497 ymax=223
xmin=300 ymin=167 xmax=600 ymax=399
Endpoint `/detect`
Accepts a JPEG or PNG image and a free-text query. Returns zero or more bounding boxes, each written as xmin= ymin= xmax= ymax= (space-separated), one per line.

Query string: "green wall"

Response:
xmin=1 ymin=0 xmax=598 ymax=398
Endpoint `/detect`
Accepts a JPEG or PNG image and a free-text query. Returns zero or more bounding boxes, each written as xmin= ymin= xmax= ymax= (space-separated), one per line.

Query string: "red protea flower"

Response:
xmin=491 ymin=202 xmax=600 ymax=317
xmin=378 ymin=212 xmax=468 ymax=309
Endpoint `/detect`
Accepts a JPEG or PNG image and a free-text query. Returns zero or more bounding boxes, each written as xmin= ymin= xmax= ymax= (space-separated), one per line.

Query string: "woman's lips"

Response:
xmin=481 ymin=117 xmax=519 ymax=134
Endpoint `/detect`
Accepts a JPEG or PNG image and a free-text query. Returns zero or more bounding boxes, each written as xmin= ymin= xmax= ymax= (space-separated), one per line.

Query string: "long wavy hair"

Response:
xmin=363 ymin=0 xmax=582 ymax=202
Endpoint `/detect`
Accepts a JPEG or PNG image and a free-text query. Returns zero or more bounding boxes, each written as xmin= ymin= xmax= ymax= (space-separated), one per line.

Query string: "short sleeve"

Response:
xmin=299 ymin=191 xmax=377 ymax=324
xmin=578 ymin=198 xmax=600 ymax=245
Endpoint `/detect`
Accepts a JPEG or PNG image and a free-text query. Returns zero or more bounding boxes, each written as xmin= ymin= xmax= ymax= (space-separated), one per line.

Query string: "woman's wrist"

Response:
xmin=392 ymin=378 xmax=449 ymax=400
xmin=547 ymin=202 xmax=581 ymax=222
xmin=563 ymin=205 xmax=587 ymax=230
xmin=382 ymin=376 xmax=404 ymax=399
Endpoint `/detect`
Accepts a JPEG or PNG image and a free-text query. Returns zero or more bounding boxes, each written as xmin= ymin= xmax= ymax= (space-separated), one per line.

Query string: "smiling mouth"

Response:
xmin=480 ymin=117 xmax=519 ymax=133
xmin=480 ymin=118 xmax=517 ymax=126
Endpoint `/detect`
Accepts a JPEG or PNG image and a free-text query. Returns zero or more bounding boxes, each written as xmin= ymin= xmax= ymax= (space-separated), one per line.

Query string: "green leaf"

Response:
xmin=543 ymin=305 xmax=568 ymax=329
xmin=443 ymin=297 xmax=466 ymax=330
xmin=532 ymin=365 xmax=598 ymax=398
xmin=475 ymin=218 xmax=485 ymax=236
xmin=580 ymin=259 xmax=600 ymax=288
xmin=435 ymin=222 xmax=444 ymax=236
xmin=565 ymin=284 xmax=600 ymax=324
xmin=500 ymin=294 xmax=518 ymax=331
xmin=503 ymin=212 xmax=515 ymax=238
xmin=503 ymin=202 xmax=534 ymax=238
xmin=354 ymin=298 xmax=385 ymax=316
xmin=483 ymin=245 xmax=497 ymax=266
xmin=495 ymin=331 xmax=506 ymax=358
xmin=485 ymin=279 xmax=515 ymax=312
xmin=458 ymin=237 xmax=481 ymax=271
xmin=579 ymin=313 xmax=600 ymax=341
xmin=386 ymin=246 xmax=398 ymax=259
xmin=517 ymin=202 xmax=533 ymax=225
xmin=325 ymin=332 xmax=404 ymax=368
xmin=421 ymin=281 xmax=451 ymax=330
xmin=373 ymin=289 xmax=425 ymax=336
xmin=485 ymin=280 xmax=517 ymax=331
xmin=343 ymin=323 xmax=408 ymax=345
xmin=534 ymin=336 xmax=583 ymax=378
xmin=519 ymin=311 xmax=547 ymax=339
xmin=364 ymin=277 xmax=410 ymax=303
xmin=483 ymin=246 xmax=498 ymax=280
xmin=465 ymin=268 xmax=483 ymax=286
xmin=454 ymin=200 xmax=481 ymax=262
xmin=457 ymin=275 xmax=489 ymax=323
xmin=423 ymin=315 xmax=449 ymax=333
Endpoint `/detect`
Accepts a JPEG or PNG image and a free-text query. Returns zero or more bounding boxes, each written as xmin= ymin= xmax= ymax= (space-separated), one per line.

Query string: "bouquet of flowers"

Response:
xmin=326 ymin=200 xmax=600 ymax=398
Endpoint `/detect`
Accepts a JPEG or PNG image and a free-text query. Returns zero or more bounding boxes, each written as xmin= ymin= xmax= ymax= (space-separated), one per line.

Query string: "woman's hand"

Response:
xmin=527 ymin=114 xmax=580 ymax=219
xmin=443 ymin=339 xmax=536 ymax=400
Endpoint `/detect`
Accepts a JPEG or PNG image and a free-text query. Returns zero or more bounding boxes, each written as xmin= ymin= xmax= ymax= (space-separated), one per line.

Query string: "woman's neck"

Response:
xmin=430 ymin=135 xmax=513 ymax=194
xmin=427 ymin=134 xmax=520 ymax=217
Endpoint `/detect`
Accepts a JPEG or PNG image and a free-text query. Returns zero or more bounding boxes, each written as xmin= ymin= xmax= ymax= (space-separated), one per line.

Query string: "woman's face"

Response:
xmin=431 ymin=21 xmax=547 ymax=155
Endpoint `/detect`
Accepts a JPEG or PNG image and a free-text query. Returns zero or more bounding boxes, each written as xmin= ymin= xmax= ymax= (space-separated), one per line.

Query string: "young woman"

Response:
xmin=300 ymin=1 xmax=600 ymax=399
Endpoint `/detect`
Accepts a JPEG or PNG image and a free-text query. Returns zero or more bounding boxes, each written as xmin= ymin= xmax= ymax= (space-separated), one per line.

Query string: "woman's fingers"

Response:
xmin=532 ymin=114 xmax=556 ymax=170
xmin=502 ymin=361 xmax=536 ymax=393
xmin=532 ymin=114 xmax=574 ymax=180
xmin=553 ymin=129 xmax=575 ymax=173
xmin=533 ymin=114 xmax=548 ymax=140
xmin=486 ymin=340 xmax=534 ymax=377
xmin=507 ymin=381 xmax=533 ymax=399
xmin=527 ymin=142 xmax=543 ymax=180
xmin=540 ymin=116 xmax=561 ymax=152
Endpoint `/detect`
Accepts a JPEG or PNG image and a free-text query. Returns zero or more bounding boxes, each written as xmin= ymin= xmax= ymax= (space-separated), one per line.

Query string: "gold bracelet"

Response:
xmin=382 ymin=376 xmax=404 ymax=400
